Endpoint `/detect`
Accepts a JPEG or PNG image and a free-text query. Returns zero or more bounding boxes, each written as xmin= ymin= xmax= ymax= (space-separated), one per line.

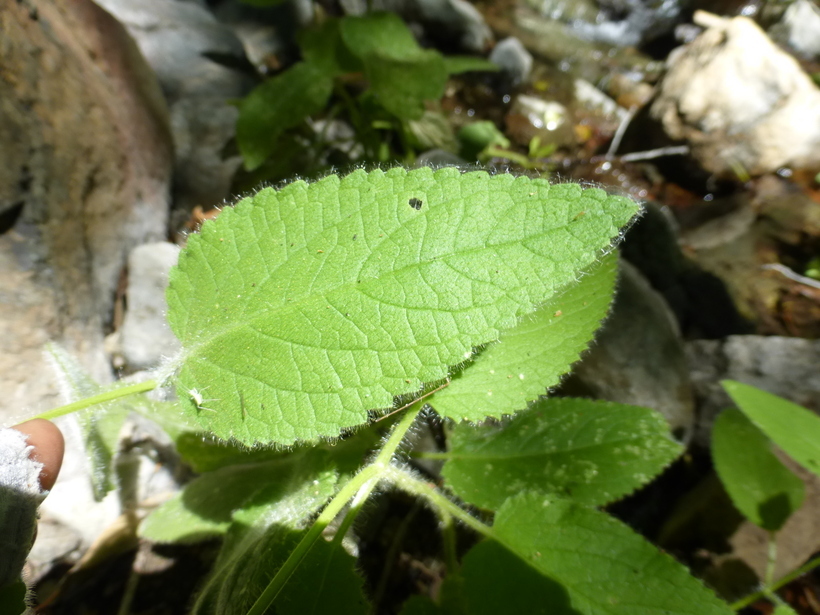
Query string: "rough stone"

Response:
xmin=489 ymin=37 xmax=533 ymax=87
xmin=686 ymin=335 xmax=820 ymax=445
xmin=95 ymin=0 xmax=255 ymax=212
xmin=0 ymin=0 xmax=173 ymax=419
xmin=119 ymin=242 xmax=181 ymax=370
xmin=650 ymin=11 xmax=820 ymax=177
xmin=560 ymin=260 xmax=696 ymax=441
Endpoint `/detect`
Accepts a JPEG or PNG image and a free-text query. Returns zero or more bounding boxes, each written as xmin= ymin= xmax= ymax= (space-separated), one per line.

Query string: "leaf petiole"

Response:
xmin=246 ymin=401 xmax=424 ymax=615
xmin=33 ymin=379 xmax=158 ymax=421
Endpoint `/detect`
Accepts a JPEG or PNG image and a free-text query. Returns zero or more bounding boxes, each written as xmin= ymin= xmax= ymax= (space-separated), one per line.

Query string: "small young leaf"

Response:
xmin=139 ymin=451 xmax=337 ymax=543
xmin=723 ymin=380 xmax=820 ymax=478
xmin=169 ymin=167 xmax=638 ymax=445
xmin=428 ymin=253 xmax=618 ymax=422
xmin=712 ymin=407 xmax=804 ymax=531
xmin=298 ymin=18 xmax=362 ymax=76
xmin=340 ymin=13 xmax=447 ymax=119
xmin=488 ymin=492 xmax=733 ymax=614
xmin=45 ymin=343 xmax=129 ymax=500
xmin=237 ymin=62 xmax=334 ymax=170
xmin=194 ymin=526 xmax=369 ymax=615
xmin=442 ymin=397 xmax=682 ymax=510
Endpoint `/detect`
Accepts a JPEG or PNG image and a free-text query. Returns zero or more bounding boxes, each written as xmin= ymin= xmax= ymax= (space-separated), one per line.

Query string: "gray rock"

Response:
xmin=489 ymin=37 xmax=533 ymax=87
xmin=770 ymin=0 xmax=820 ymax=60
xmin=687 ymin=335 xmax=820 ymax=445
xmin=0 ymin=0 xmax=172 ymax=418
xmin=561 ymin=260 xmax=696 ymax=441
xmin=650 ymin=11 xmax=820 ymax=177
xmin=95 ymin=0 xmax=256 ymax=211
xmin=119 ymin=243 xmax=181 ymax=370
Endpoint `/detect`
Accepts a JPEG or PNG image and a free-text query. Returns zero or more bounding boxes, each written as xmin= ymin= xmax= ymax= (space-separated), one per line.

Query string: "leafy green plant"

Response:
xmin=712 ymin=381 xmax=820 ymax=612
xmin=32 ymin=167 xmax=815 ymax=614
xmin=236 ymin=12 xmax=496 ymax=175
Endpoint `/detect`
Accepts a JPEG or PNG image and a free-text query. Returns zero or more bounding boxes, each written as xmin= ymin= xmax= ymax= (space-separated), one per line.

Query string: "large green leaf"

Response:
xmin=168 ymin=167 xmax=638 ymax=445
xmin=712 ymin=407 xmax=804 ymax=531
xmin=428 ymin=253 xmax=618 ymax=421
xmin=723 ymin=380 xmax=820 ymax=477
xmin=442 ymin=397 xmax=682 ymax=510
xmin=139 ymin=450 xmax=338 ymax=543
xmin=485 ymin=492 xmax=732 ymax=615
xmin=340 ymin=13 xmax=447 ymax=119
xmin=237 ymin=62 xmax=334 ymax=170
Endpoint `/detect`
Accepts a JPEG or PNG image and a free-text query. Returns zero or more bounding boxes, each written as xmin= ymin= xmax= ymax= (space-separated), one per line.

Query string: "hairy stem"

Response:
xmin=384 ymin=465 xmax=491 ymax=538
xmin=34 ymin=380 xmax=158 ymax=421
xmin=246 ymin=401 xmax=423 ymax=615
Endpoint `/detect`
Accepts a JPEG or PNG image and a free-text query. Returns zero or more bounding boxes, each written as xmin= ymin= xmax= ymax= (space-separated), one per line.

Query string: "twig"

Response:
xmin=761 ymin=264 xmax=820 ymax=290
xmin=619 ymin=145 xmax=690 ymax=162
xmin=606 ymin=105 xmax=638 ymax=159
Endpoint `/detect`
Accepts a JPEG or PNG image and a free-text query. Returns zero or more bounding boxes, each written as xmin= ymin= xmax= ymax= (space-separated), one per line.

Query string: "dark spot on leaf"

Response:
xmin=353 ymin=234 xmax=357 ymax=240
xmin=409 ymin=198 xmax=422 ymax=210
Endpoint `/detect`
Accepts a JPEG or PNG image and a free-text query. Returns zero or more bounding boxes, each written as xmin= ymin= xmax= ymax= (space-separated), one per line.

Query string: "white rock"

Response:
xmin=120 ymin=242 xmax=181 ymax=370
xmin=650 ymin=12 xmax=820 ymax=177
xmin=775 ymin=0 xmax=820 ymax=60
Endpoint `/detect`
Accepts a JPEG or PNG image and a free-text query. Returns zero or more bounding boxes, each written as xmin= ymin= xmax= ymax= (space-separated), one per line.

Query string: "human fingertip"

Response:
xmin=12 ymin=419 xmax=65 ymax=491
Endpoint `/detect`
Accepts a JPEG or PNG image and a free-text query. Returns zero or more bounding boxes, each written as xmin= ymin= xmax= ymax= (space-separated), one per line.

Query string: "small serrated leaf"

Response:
xmin=722 ymin=380 xmax=820 ymax=478
xmin=429 ymin=253 xmax=618 ymax=422
xmin=712 ymin=407 xmax=804 ymax=531
xmin=487 ymin=492 xmax=733 ymax=615
xmin=169 ymin=167 xmax=638 ymax=445
xmin=237 ymin=62 xmax=334 ymax=170
xmin=442 ymin=397 xmax=682 ymax=510
xmin=339 ymin=13 xmax=447 ymax=119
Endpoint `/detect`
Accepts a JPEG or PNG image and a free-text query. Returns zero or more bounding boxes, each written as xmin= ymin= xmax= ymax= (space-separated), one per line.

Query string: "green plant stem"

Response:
xmin=34 ymin=380 xmax=158 ymax=421
xmin=440 ymin=510 xmax=459 ymax=573
xmin=765 ymin=531 xmax=778 ymax=586
xmin=384 ymin=465 xmax=491 ymax=538
xmin=246 ymin=402 xmax=424 ymax=615
xmin=730 ymin=554 xmax=820 ymax=611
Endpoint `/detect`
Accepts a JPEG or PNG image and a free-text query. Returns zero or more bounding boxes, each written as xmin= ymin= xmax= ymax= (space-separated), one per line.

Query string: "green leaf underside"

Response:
xmin=428 ymin=253 xmax=618 ymax=422
xmin=442 ymin=397 xmax=682 ymax=510
xmin=723 ymin=380 xmax=820 ymax=478
xmin=237 ymin=62 xmax=333 ymax=171
xmin=487 ymin=493 xmax=732 ymax=615
xmin=194 ymin=526 xmax=368 ymax=615
xmin=168 ymin=167 xmax=638 ymax=445
xmin=139 ymin=450 xmax=338 ymax=543
xmin=712 ymin=407 xmax=804 ymax=531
